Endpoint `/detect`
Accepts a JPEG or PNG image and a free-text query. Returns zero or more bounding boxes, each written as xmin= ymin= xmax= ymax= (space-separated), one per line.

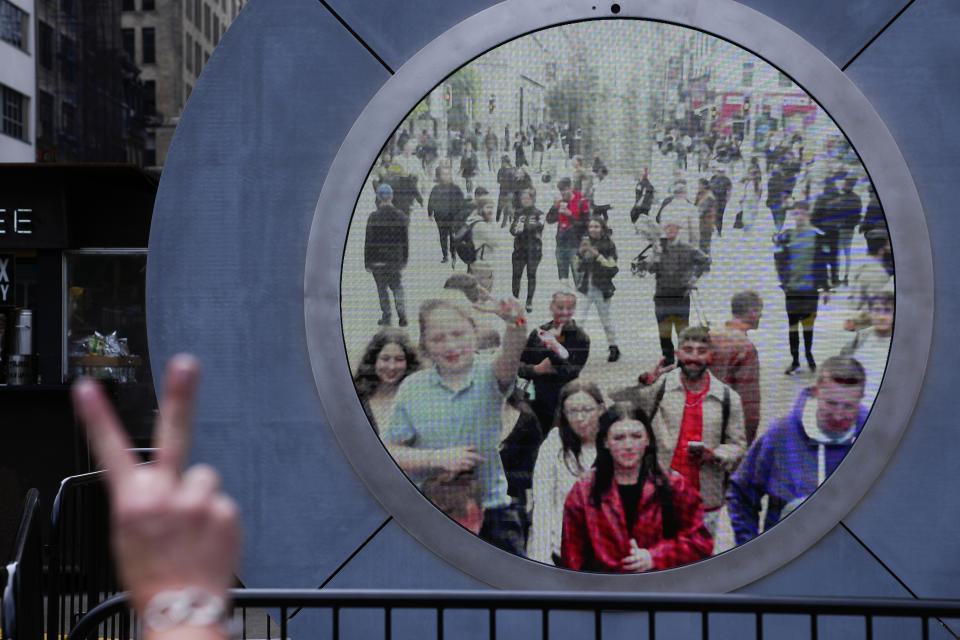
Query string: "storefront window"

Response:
xmin=64 ymin=250 xmax=156 ymax=440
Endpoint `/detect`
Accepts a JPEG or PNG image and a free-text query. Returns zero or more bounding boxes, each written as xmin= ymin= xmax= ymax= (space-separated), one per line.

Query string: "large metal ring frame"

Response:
xmin=304 ymin=0 xmax=933 ymax=591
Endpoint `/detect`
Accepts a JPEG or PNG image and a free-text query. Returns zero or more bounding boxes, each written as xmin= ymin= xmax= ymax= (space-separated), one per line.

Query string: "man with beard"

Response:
xmin=633 ymin=326 xmax=746 ymax=553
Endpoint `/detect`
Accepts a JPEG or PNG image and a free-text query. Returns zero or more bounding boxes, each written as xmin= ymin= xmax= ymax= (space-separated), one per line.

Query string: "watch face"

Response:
xmin=332 ymin=16 xmax=897 ymax=577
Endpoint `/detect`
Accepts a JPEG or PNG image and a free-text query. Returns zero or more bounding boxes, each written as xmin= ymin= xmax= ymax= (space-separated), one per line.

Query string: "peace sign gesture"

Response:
xmin=71 ymin=355 xmax=240 ymax=623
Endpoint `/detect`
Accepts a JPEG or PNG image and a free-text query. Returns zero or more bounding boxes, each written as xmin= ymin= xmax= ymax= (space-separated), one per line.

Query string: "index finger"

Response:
xmin=72 ymin=379 xmax=136 ymax=491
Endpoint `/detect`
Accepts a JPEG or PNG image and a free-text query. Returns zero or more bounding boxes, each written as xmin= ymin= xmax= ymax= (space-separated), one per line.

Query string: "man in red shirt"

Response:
xmin=547 ymin=177 xmax=590 ymax=282
xmin=635 ymin=326 xmax=746 ymax=553
xmin=709 ymin=291 xmax=763 ymax=445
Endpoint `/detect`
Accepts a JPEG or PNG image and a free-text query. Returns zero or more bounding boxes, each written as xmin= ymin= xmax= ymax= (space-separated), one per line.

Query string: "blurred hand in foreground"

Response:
xmin=72 ymin=354 xmax=240 ymax=630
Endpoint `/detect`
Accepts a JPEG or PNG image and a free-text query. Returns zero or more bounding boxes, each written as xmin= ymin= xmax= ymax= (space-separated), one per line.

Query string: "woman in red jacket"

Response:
xmin=560 ymin=405 xmax=713 ymax=572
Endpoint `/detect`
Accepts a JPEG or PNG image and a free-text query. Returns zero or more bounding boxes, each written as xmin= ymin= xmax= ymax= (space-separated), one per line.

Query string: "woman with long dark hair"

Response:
xmin=561 ymin=405 xmax=712 ymax=572
xmin=352 ymin=328 xmax=420 ymax=431
xmin=528 ymin=380 xmax=603 ymax=565
xmin=575 ymin=215 xmax=621 ymax=362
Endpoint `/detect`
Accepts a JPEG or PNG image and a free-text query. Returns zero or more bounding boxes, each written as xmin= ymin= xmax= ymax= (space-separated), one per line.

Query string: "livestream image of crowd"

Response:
xmin=337 ymin=20 xmax=895 ymax=572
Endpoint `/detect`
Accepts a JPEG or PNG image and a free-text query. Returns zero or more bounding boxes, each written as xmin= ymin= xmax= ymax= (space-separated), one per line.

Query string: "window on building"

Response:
xmin=742 ymin=62 xmax=754 ymax=87
xmin=61 ymin=101 xmax=75 ymax=132
xmin=185 ymin=0 xmax=191 ymax=21
xmin=213 ymin=15 xmax=219 ymax=45
xmin=122 ymin=28 xmax=135 ymax=61
xmin=0 ymin=0 xmax=28 ymax=52
xmin=144 ymin=131 xmax=156 ymax=166
xmin=194 ymin=41 xmax=201 ymax=75
xmin=144 ymin=79 xmax=156 ymax=114
xmin=39 ymin=21 xmax=53 ymax=69
xmin=184 ymin=33 xmax=193 ymax=73
xmin=59 ymin=35 xmax=76 ymax=82
xmin=185 ymin=83 xmax=192 ymax=106
xmin=37 ymin=91 xmax=53 ymax=142
xmin=142 ymin=27 xmax=155 ymax=63
xmin=1 ymin=84 xmax=28 ymax=142
xmin=142 ymin=0 xmax=154 ymax=10
xmin=122 ymin=0 xmax=135 ymax=10
xmin=194 ymin=0 xmax=201 ymax=28
xmin=60 ymin=0 xmax=73 ymax=17
xmin=231 ymin=0 xmax=237 ymax=20
xmin=204 ymin=51 xmax=209 ymax=66
xmin=203 ymin=3 xmax=211 ymax=40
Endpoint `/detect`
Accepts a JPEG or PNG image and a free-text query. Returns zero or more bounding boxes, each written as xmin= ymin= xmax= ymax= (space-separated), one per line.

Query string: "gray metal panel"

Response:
xmin=322 ymin=0 xmax=500 ymax=72
xmin=834 ymin=0 xmax=960 ymax=601
xmin=324 ymin=520 xmax=487 ymax=589
xmin=736 ymin=0 xmax=910 ymax=67
xmin=737 ymin=527 xmax=911 ymax=597
xmin=147 ymin=0 xmax=952 ymax=602
xmin=145 ymin=0 xmax=391 ymax=588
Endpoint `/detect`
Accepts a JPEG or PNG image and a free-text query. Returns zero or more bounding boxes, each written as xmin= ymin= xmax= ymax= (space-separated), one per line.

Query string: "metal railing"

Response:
xmin=2 ymin=489 xmax=43 ymax=640
xmin=46 ymin=471 xmax=122 ymax=640
xmin=67 ymin=588 xmax=960 ymax=640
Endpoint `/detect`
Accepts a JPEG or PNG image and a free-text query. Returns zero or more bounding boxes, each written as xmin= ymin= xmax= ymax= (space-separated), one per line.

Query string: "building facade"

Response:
xmin=34 ymin=0 xmax=143 ymax=163
xmin=0 ymin=0 xmax=35 ymax=162
xmin=122 ymin=0 xmax=245 ymax=170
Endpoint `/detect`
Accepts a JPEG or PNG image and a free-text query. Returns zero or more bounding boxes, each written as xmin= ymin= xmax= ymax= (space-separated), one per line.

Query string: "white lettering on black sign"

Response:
xmin=0 ymin=209 xmax=33 ymax=235
xmin=0 ymin=255 xmax=13 ymax=303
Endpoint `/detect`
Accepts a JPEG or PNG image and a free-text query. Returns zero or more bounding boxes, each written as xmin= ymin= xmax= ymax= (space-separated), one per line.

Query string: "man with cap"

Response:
xmin=364 ymin=183 xmax=409 ymax=326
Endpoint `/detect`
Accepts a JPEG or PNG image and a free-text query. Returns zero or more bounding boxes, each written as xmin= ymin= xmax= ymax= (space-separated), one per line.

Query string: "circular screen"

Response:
xmin=339 ymin=19 xmax=894 ymax=573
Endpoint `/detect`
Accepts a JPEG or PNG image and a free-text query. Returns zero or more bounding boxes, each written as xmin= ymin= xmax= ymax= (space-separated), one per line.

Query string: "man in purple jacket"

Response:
xmin=726 ymin=356 xmax=868 ymax=544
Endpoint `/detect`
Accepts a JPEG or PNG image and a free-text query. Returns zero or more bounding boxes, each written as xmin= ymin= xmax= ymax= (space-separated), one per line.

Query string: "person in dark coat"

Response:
xmin=427 ymin=165 xmax=466 ymax=266
xmin=510 ymin=187 xmax=545 ymax=311
xmin=519 ymin=289 xmax=590 ymax=436
xmin=833 ymin=176 xmax=863 ymax=285
xmin=364 ymin=184 xmax=409 ymax=326
xmin=775 ymin=201 xmax=830 ymax=374
xmin=709 ymin=168 xmax=732 ymax=236
xmin=575 ymin=215 xmax=621 ymax=362
xmin=811 ymin=172 xmax=844 ymax=287
xmin=631 ymin=168 xmax=656 ymax=224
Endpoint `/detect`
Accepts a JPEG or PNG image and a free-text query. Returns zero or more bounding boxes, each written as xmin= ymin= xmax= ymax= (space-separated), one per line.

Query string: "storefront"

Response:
xmin=0 ymin=164 xmax=157 ymax=553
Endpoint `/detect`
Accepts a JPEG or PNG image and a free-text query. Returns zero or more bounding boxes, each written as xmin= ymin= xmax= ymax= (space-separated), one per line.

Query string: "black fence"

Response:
xmin=46 ymin=471 xmax=122 ymax=640
xmin=1 ymin=489 xmax=43 ymax=640
xmin=67 ymin=588 xmax=960 ymax=640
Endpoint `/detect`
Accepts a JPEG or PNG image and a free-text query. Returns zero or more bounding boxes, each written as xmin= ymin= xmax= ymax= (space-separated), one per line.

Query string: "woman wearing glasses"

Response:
xmin=527 ymin=380 xmax=603 ymax=565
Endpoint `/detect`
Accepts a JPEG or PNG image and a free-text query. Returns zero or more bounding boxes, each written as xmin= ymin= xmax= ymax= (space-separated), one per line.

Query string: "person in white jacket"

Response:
xmin=528 ymin=380 xmax=604 ymax=565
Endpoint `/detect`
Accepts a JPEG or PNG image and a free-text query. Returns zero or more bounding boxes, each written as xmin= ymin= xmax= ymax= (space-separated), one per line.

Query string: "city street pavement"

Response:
xmin=340 ymin=148 xmax=878 ymax=437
